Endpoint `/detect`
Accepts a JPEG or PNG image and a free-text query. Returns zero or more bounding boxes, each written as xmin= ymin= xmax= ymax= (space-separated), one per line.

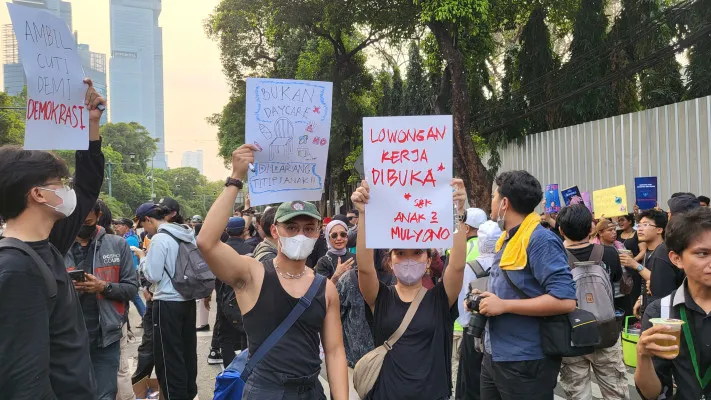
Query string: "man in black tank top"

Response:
xmin=197 ymin=144 xmax=349 ymax=400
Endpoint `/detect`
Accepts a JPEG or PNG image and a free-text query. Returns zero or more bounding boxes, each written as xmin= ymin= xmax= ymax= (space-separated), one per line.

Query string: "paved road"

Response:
xmin=124 ymin=297 xmax=642 ymax=400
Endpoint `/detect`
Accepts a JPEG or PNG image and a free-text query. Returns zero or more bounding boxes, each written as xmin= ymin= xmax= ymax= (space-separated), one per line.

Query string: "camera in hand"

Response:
xmin=465 ymin=292 xmax=487 ymax=338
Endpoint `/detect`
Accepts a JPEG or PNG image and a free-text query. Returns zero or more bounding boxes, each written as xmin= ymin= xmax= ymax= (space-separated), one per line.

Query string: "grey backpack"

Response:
xmin=566 ymin=245 xmax=618 ymax=349
xmin=161 ymin=230 xmax=215 ymax=300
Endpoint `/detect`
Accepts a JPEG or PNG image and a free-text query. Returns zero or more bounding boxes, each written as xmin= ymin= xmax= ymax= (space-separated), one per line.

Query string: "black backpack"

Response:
xmin=160 ymin=230 xmax=215 ymax=300
xmin=0 ymin=238 xmax=57 ymax=312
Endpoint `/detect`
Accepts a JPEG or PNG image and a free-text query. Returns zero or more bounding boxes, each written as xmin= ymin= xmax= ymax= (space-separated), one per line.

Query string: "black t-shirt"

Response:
xmin=314 ymin=251 xmax=355 ymax=279
xmin=617 ymin=230 xmax=641 ymax=257
xmin=364 ymin=282 xmax=457 ymax=400
xmin=567 ymin=244 xmax=623 ymax=284
xmin=0 ymin=240 xmax=95 ymax=399
xmin=645 ymin=243 xmax=685 ymax=305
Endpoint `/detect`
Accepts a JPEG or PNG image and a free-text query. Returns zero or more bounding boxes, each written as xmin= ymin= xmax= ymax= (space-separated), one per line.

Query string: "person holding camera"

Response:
xmin=455 ymin=219 xmax=501 ymax=400
xmin=350 ymin=178 xmax=468 ymax=400
xmin=476 ymin=170 xmax=577 ymax=400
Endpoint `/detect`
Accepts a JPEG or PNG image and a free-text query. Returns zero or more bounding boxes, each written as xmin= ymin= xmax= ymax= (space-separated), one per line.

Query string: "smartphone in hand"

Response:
xmin=68 ymin=269 xmax=86 ymax=282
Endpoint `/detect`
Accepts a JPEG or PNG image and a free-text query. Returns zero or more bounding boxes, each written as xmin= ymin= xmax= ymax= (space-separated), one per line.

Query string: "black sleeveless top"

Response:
xmin=243 ymin=259 xmax=327 ymax=378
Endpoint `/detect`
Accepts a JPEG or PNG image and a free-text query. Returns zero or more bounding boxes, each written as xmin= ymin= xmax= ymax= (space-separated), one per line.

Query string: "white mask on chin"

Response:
xmin=279 ymin=234 xmax=318 ymax=260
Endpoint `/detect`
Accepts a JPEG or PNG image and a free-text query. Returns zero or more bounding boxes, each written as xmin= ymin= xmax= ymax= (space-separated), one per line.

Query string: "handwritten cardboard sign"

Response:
xmin=593 ymin=185 xmax=628 ymax=219
xmin=363 ymin=115 xmax=454 ymax=249
xmin=245 ymin=78 xmax=333 ymax=206
xmin=8 ymin=3 xmax=90 ymax=150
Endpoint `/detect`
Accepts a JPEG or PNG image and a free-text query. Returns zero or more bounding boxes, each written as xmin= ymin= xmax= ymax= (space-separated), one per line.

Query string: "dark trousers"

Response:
xmin=133 ymin=299 xmax=154 ymax=384
xmin=480 ymin=353 xmax=560 ymax=400
xmin=210 ymin=299 xmax=221 ymax=350
xmin=90 ymin=338 xmax=121 ymax=400
xmin=217 ymin=301 xmax=248 ymax=368
xmin=455 ymin=329 xmax=483 ymax=400
xmin=242 ymin=368 xmax=326 ymax=400
xmin=153 ymin=300 xmax=198 ymax=400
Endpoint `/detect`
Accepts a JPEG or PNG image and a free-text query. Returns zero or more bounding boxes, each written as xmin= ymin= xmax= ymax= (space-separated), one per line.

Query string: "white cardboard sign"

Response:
xmin=8 ymin=3 xmax=90 ymax=150
xmin=363 ymin=115 xmax=454 ymax=249
xmin=245 ymin=78 xmax=333 ymax=206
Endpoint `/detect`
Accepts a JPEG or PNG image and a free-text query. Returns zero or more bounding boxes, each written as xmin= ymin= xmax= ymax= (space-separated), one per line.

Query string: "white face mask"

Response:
xmin=393 ymin=259 xmax=428 ymax=286
xmin=40 ymin=186 xmax=77 ymax=217
xmin=279 ymin=234 xmax=317 ymax=261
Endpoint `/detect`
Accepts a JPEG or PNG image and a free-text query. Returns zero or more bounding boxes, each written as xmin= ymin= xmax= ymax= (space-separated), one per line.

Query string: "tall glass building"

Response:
xmin=109 ymin=0 xmax=167 ymax=169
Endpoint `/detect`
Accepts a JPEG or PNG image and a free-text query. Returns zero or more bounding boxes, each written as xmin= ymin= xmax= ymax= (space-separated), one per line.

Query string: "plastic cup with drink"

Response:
xmin=649 ymin=318 xmax=685 ymax=358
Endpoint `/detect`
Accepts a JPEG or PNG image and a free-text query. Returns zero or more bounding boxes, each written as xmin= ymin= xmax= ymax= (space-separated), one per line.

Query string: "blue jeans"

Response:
xmin=90 ymin=338 xmax=121 ymax=400
xmin=133 ymin=293 xmax=146 ymax=317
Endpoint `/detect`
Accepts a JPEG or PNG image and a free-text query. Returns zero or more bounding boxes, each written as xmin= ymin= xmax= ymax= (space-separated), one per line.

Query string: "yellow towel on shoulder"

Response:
xmin=495 ymin=212 xmax=541 ymax=271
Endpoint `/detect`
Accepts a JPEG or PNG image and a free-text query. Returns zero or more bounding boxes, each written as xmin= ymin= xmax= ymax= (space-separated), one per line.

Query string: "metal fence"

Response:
xmin=497 ymin=95 xmax=711 ymax=209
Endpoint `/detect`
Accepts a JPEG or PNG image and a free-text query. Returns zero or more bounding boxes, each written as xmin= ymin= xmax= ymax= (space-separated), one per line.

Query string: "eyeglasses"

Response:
xmin=41 ymin=177 xmax=74 ymax=189
xmin=278 ymin=223 xmax=320 ymax=237
xmin=347 ymin=216 xmax=357 ymax=221
xmin=639 ymin=223 xmax=658 ymax=228
xmin=330 ymin=232 xmax=348 ymax=239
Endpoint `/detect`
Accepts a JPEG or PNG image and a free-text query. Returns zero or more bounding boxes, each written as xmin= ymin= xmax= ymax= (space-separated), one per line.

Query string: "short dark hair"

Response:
xmin=619 ymin=213 xmax=635 ymax=223
xmin=95 ymin=199 xmax=114 ymax=234
xmin=0 ymin=146 xmax=70 ymax=219
xmin=557 ymin=205 xmax=593 ymax=241
xmin=639 ymin=209 xmax=668 ymax=235
xmin=671 ymin=192 xmax=695 ymax=198
xmin=698 ymin=195 xmax=710 ymax=205
xmin=494 ymin=170 xmax=543 ymax=215
xmin=260 ymin=207 xmax=277 ymax=239
xmin=348 ymin=209 xmax=360 ymax=217
xmin=665 ymin=207 xmax=711 ymax=254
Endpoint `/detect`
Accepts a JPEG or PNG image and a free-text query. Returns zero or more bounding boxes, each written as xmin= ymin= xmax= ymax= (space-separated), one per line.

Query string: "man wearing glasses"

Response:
xmin=0 ymin=80 xmax=106 ymax=399
xmin=620 ymin=209 xmax=685 ymax=318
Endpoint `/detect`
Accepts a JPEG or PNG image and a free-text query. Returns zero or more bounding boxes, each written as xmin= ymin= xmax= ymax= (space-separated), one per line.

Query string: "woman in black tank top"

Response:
xmin=350 ymin=180 xmax=469 ymax=400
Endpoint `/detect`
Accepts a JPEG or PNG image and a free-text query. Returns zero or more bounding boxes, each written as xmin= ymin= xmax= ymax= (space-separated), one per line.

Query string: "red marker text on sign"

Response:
xmin=26 ymin=99 xmax=86 ymax=130
xmin=413 ymin=199 xmax=432 ymax=209
xmin=371 ymin=168 xmax=436 ymax=187
xmin=369 ymin=126 xmax=447 ymax=144
xmin=381 ymin=149 xmax=429 ymax=164
xmin=393 ymin=212 xmax=427 ymax=223
xmin=430 ymin=212 xmax=439 ymax=224
xmin=391 ymin=226 xmax=452 ymax=242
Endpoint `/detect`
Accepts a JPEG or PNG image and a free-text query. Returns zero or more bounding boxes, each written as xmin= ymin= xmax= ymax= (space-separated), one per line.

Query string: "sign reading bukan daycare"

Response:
xmin=363 ymin=115 xmax=454 ymax=249
xmin=7 ymin=3 xmax=90 ymax=150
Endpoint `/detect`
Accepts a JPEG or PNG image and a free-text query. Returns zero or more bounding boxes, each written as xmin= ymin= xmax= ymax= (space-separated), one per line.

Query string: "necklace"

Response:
xmin=274 ymin=260 xmax=307 ymax=280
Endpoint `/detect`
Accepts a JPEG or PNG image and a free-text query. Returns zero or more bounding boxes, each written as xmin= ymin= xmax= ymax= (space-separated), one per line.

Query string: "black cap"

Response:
xmin=112 ymin=218 xmax=134 ymax=227
xmin=667 ymin=194 xmax=700 ymax=215
xmin=157 ymin=196 xmax=180 ymax=213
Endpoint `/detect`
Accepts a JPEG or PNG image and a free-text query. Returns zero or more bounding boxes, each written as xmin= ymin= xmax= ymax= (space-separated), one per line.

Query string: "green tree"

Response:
xmin=100 ymin=122 xmax=158 ymax=173
xmin=403 ymin=41 xmax=431 ymax=116
xmin=684 ymin=0 xmax=711 ymax=99
xmin=561 ymin=0 xmax=613 ymax=125
xmin=0 ymin=91 xmax=26 ymax=146
xmin=390 ymin=67 xmax=404 ymax=116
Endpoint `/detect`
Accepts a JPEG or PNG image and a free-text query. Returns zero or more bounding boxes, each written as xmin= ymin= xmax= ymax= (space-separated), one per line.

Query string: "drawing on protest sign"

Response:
xmin=593 ymin=185 xmax=628 ymax=218
xmin=635 ymin=177 xmax=658 ymax=211
xmin=562 ymin=186 xmax=583 ymax=206
xmin=7 ymin=3 xmax=90 ymax=150
xmin=363 ymin=115 xmax=454 ymax=249
xmin=545 ymin=184 xmax=561 ymax=213
xmin=245 ymin=78 xmax=333 ymax=206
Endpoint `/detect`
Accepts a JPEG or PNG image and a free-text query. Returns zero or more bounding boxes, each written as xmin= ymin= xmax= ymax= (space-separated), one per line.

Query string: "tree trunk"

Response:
xmin=428 ymin=22 xmax=493 ymax=213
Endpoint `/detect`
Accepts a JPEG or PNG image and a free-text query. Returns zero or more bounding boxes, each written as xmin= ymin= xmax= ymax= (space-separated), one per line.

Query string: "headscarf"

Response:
xmin=325 ymin=220 xmax=348 ymax=256
xmin=477 ymin=220 xmax=503 ymax=272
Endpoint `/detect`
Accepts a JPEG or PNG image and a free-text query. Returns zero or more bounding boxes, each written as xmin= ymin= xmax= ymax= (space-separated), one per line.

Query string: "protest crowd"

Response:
xmin=1 ymin=14 xmax=711 ymax=399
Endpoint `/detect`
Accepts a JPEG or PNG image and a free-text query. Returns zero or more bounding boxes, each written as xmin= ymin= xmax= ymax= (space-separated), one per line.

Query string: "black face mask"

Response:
xmin=77 ymin=224 xmax=97 ymax=240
